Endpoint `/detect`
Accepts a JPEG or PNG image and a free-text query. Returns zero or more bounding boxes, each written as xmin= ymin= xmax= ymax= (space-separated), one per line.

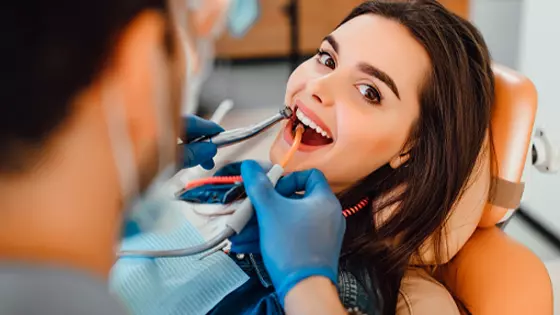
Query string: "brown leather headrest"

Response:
xmin=415 ymin=65 xmax=537 ymax=265
xmin=478 ymin=65 xmax=537 ymax=227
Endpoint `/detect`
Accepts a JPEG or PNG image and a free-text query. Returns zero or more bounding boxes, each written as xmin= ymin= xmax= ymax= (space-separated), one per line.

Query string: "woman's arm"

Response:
xmin=284 ymin=277 xmax=347 ymax=315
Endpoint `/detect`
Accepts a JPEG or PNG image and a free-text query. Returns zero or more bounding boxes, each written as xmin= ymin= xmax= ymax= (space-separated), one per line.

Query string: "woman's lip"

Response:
xmin=294 ymin=100 xmax=334 ymax=138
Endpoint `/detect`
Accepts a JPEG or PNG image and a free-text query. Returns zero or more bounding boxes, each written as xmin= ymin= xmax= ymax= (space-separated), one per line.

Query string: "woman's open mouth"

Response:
xmin=284 ymin=104 xmax=334 ymax=148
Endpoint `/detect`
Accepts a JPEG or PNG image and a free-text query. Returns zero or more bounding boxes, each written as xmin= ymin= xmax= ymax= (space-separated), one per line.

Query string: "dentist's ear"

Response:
xmin=102 ymin=10 xmax=169 ymax=171
xmin=389 ymin=152 xmax=411 ymax=169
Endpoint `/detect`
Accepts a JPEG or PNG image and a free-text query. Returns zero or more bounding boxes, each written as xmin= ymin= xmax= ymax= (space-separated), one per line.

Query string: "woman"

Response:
xmin=114 ymin=1 xmax=495 ymax=314
xmin=266 ymin=1 xmax=494 ymax=313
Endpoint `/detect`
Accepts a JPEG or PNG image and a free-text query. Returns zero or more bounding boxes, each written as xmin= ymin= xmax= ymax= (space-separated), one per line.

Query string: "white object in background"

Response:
xmin=210 ymin=99 xmax=235 ymax=124
xmin=183 ymin=0 xmax=232 ymax=116
xmin=175 ymin=99 xmax=236 ymax=183
xmin=533 ymin=128 xmax=560 ymax=174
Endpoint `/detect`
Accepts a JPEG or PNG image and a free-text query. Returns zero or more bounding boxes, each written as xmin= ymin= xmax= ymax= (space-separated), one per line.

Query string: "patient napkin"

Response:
xmin=110 ymin=204 xmax=249 ymax=315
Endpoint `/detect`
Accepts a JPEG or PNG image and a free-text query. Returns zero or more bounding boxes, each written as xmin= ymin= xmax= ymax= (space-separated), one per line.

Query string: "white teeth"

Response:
xmin=295 ymin=109 xmax=331 ymax=139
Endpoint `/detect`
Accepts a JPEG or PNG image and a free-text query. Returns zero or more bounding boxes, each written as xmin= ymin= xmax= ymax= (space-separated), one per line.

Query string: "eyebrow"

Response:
xmin=323 ymin=35 xmax=401 ymax=100
xmin=324 ymin=35 xmax=339 ymax=53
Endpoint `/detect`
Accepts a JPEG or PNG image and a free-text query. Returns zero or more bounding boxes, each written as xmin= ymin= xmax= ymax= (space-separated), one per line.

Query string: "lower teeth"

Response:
xmin=293 ymin=122 xmax=307 ymax=134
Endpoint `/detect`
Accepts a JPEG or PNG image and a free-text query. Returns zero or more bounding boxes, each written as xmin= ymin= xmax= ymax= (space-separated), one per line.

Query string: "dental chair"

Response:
xmin=429 ymin=65 xmax=553 ymax=314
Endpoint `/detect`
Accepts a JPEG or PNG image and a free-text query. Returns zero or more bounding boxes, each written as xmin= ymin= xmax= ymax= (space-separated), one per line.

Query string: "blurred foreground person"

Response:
xmin=0 ymin=0 xmax=348 ymax=314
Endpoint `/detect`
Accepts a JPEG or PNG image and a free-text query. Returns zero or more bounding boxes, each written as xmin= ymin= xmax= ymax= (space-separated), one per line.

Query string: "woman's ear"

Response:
xmin=389 ymin=152 xmax=410 ymax=169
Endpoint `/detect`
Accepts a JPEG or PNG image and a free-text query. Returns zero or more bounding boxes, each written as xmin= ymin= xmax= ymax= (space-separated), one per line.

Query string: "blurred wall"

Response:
xmin=516 ymin=0 xmax=560 ymax=232
xmin=467 ymin=0 xmax=560 ymax=232
xmin=470 ymin=0 xmax=523 ymax=69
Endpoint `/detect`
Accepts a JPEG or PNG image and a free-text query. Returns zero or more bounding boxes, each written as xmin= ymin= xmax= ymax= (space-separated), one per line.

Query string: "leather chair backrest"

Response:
xmin=479 ymin=64 xmax=537 ymax=226
xmin=417 ymin=64 xmax=537 ymax=265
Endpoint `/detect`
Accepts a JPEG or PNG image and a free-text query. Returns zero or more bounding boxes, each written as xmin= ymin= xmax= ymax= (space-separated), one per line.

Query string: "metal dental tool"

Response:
xmin=118 ymin=164 xmax=286 ymax=259
xmin=187 ymin=106 xmax=293 ymax=148
xmin=117 ymin=107 xmax=294 ymax=259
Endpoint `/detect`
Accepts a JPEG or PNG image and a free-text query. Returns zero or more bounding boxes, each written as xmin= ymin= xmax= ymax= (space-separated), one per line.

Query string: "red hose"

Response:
xmin=183 ymin=176 xmax=369 ymax=217
xmin=184 ymin=176 xmax=243 ymax=190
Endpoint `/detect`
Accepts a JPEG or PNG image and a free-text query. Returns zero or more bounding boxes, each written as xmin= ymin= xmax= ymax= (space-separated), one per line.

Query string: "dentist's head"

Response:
xmin=0 ymin=0 xmax=194 ymax=275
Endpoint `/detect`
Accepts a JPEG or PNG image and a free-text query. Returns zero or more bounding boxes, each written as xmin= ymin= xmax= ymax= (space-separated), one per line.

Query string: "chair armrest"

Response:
xmin=440 ymin=227 xmax=552 ymax=314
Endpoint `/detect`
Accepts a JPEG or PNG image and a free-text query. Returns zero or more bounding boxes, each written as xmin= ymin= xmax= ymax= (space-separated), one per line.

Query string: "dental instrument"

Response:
xmin=187 ymin=106 xmax=293 ymax=149
xmin=117 ymin=123 xmax=303 ymax=259
xmin=181 ymin=118 xmax=302 ymax=192
xmin=118 ymin=167 xmax=284 ymax=258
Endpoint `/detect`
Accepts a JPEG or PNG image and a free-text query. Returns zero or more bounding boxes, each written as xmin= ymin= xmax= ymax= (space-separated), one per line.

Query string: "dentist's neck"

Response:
xmin=0 ymin=101 xmax=122 ymax=279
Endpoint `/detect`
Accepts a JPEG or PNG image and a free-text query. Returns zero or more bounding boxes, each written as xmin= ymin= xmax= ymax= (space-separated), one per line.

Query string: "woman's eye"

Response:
xmin=357 ymin=84 xmax=381 ymax=104
xmin=317 ymin=50 xmax=335 ymax=69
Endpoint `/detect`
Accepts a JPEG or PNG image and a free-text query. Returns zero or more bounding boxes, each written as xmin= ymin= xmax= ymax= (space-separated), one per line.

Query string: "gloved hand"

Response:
xmin=228 ymin=174 xmax=303 ymax=253
xmin=182 ymin=115 xmax=224 ymax=170
xmin=240 ymin=160 xmax=345 ymax=304
xmin=228 ymin=215 xmax=260 ymax=253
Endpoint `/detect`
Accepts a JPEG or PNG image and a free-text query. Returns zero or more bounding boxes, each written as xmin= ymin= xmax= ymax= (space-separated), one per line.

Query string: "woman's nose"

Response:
xmin=306 ymin=76 xmax=334 ymax=107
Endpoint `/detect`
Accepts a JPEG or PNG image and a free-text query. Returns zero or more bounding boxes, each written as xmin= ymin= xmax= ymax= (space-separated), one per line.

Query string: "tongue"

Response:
xmin=301 ymin=127 xmax=332 ymax=146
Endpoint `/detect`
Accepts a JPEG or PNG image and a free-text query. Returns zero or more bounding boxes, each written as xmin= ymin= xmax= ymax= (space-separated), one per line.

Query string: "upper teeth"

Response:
xmin=296 ymin=109 xmax=331 ymax=138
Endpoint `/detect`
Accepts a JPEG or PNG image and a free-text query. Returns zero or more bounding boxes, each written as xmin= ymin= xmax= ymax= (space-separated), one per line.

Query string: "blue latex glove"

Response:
xmin=182 ymin=115 xmax=224 ymax=170
xmin=239 ymin=160 xmax=345 ymax=304
xmin=229 ymin=184 xmax=303 ymax=254
xmin=228 ymin=215 xmax=260 ymax=253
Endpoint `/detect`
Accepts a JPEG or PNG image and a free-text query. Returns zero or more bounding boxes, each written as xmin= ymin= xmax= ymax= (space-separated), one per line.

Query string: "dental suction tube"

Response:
xmin=117 ymin=227 xmax=235 ymax=259
xmin=117 ymin=110 xmax=296 ymax=259
xmin=116 ymin=165 xmax=286 ymax=259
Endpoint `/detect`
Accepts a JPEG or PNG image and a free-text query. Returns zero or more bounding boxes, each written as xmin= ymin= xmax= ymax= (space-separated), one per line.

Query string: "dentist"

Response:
xmin=0 ymin=1 xmax=347 ymax=314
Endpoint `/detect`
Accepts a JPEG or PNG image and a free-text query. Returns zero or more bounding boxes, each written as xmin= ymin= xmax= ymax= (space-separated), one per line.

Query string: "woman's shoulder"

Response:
xmin=397 ymin=268 xmax=460 ymax=315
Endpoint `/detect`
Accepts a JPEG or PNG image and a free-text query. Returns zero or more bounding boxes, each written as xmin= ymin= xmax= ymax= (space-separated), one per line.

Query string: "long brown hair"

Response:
xmin=335 ymin=1 xmax=495 ymax=313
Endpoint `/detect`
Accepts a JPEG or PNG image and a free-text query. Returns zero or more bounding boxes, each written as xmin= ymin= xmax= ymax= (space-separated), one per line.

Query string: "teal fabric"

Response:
xmin=227 ymin=0 xmax=260 ymax=38
xmin=110 ymin=207 xmax=249 ymax=315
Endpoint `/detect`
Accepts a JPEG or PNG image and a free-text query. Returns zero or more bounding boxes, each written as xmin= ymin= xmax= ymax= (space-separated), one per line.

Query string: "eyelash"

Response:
xmin=315 ymin=49 xmax=382 ymax=105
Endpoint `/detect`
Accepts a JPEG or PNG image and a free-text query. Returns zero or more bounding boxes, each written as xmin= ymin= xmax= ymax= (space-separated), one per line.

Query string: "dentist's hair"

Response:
xmin=336 ymin=1 xmax=495 ymax=314
xmin=0 ymin=0 xmax=168 ymax=173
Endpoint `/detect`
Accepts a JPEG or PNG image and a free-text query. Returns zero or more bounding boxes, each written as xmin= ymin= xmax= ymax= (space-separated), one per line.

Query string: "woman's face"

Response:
xmin=270 ymin=14 xmax=431 ymax=192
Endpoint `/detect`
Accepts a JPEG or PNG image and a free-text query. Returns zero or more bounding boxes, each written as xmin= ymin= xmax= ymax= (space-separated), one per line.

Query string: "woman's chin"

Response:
xmin=269 ymin=133 xmax=293 ymax=161
xmin=270 ymin=142 xmax=300 ymax=172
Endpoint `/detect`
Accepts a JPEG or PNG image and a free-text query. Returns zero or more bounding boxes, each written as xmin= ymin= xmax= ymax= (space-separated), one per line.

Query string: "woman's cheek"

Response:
xmin=338 ymin=117 xmax=398 ymax=168
xmin=338 ymin=114 xmax=371 ymax=145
